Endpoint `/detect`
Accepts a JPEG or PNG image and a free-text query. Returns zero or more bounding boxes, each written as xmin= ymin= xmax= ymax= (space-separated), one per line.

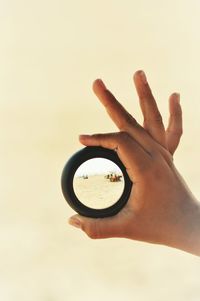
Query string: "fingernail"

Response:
xmin=68 ymin=217 xmax=82 ymax=229
xmin=96 ymin=79 xmax=106 ymax=90
xmin=139 ymin=71 xmax=147 ymax=84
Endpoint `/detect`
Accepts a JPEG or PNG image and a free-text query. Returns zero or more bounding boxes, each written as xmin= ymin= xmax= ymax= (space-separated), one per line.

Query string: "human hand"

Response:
xmin=68 ymin=71 xmax=200 ymax=256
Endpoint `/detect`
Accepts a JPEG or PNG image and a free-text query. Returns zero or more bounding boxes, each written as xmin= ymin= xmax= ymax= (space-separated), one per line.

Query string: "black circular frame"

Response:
xmin=61 ymin=146 xmax=133 ymax=218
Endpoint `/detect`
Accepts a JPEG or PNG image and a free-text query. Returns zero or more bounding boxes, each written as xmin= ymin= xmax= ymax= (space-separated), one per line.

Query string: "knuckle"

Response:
xmin=154 ymin=112 xmax=163 ymax=124
xmin=125 ymin=113 xmax=137 ymax=126
xmin=91 ymin=133 xmax=101 ymax=139
xmin=87 ymin=231 xmax=98 ymax=239
xmin=119 ymin=113 xmax=138 ymax=130
xmin=143 ymin=112 xmax=163 ymax=128
xmin=170 ymin=105 xmax=182 ymax=119
xmin=91 ymin=133 xmax=105 ymax=144
xmin=86 ymin=222 xmax=100 ymax=240
xmin=171 ymin=110 xmax=182 ymax=119
xmin=176 ymin=128 xmax=183 ymax=136
xmin=167 ymin=128 xmax=183 ymax=136
xmin=118 ymin=131 xmax=130 ymax=143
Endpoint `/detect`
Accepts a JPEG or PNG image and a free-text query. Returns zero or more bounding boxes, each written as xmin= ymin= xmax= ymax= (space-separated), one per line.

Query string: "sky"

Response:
xmin=74 ymin=158 xmax=122 ymax=176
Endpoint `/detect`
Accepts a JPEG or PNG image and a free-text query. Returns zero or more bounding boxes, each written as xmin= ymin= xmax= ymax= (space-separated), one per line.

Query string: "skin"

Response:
xmin=68 ymin=70 xmax=200 ymax=256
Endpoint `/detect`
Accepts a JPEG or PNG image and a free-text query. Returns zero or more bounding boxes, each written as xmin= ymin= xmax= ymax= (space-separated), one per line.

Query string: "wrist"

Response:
xmin=165 ymin=196 xmax=200 ymax=256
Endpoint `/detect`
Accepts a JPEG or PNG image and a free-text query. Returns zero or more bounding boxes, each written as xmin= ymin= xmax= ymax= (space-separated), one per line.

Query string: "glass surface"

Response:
xmin=73 ymin=158 xmax=125 ymax=209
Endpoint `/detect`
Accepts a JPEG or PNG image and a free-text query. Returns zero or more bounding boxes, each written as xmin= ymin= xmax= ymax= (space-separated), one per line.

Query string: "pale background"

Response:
xmin=1 ymin=0 xmax=200 ymax=300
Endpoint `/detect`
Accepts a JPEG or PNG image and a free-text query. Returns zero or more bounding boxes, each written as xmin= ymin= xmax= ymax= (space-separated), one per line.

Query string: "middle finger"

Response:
xmin=133 ymin=70 xmax=166 ymax=148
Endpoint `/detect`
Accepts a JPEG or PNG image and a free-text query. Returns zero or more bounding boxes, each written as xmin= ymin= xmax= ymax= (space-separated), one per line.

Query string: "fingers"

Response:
xmin=79 ymin=132 xmax=151 ymax=179
xmin=93 ymin=79 xmax=137 ymax=132
xmin=166 ymin=93 xmax=183 ymax=155
xmin=68 ymin=210 xmax=133 ymax=239
xmin=133 ymin=71 xmax=166 ymax=148
xmin=92 ymin=79 xmax=156 ymax=153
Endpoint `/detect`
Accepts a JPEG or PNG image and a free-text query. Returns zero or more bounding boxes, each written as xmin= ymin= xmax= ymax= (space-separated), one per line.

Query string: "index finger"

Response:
xmin=92 ymin=79 xmax=155 ymax=153
xmin=93 ymin=79 xmax=136 ymax=130
xmin=79 ymin=132 xmax=151 ymax=179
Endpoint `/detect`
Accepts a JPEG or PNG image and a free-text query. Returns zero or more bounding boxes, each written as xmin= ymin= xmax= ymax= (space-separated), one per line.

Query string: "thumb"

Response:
xmin=68 ymin=212 xmax=132 ymax=239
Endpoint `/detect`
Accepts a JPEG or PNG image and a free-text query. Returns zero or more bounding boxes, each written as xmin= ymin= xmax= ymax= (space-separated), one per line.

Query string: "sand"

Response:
xmin=73 ymin=174 xmax=124 ymax=209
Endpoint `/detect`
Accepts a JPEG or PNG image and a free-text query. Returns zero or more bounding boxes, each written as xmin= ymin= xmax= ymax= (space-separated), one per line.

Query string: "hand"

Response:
xmin=68 ymin=71 xmax=200 ymax=256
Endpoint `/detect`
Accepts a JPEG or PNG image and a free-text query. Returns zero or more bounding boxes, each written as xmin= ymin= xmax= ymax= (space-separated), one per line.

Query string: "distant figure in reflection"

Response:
xmin=82 ymin=175 xmax=88 ymax=179
xmin=105 ymin=173 xmax=122 ymax=182
xmin=105 ymin=173 xmax=113 ymax=179
xmin=110 ymin=174 xmax=122 ymax=182
xmin=105 ymin=174 xmax=110 ymax=179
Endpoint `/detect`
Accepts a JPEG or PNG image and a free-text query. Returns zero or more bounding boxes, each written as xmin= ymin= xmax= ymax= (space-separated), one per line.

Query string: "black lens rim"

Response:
xmin=61 ymin=146 xmax=132 ymax=218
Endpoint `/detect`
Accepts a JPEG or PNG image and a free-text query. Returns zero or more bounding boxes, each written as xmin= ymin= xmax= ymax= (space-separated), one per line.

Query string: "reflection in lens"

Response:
xmin=73 ymin=158 xmax=125 ymax=209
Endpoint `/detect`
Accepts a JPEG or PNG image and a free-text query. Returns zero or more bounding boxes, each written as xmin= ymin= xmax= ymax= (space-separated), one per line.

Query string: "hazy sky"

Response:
xmin=74 ymin=158 xmax=122 ymax=176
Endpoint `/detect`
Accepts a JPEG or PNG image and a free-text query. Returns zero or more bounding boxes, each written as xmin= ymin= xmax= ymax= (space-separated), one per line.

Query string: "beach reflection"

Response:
xmin=73 ymin=158 xmax=124 ymax=209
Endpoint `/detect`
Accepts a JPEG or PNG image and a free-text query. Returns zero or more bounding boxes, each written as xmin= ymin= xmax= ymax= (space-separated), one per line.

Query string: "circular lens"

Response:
xmin=61 ymin=146 xmax=132 ymax=218
xmin=73 ymin=158 xmax=125 ymax=209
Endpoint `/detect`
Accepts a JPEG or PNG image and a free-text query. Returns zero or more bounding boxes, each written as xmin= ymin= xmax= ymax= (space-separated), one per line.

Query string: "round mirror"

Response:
xmin=61 ymin=146 xmax=132 ymax=218
xmin=73 ymin=158 xmax=125 ymax=209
